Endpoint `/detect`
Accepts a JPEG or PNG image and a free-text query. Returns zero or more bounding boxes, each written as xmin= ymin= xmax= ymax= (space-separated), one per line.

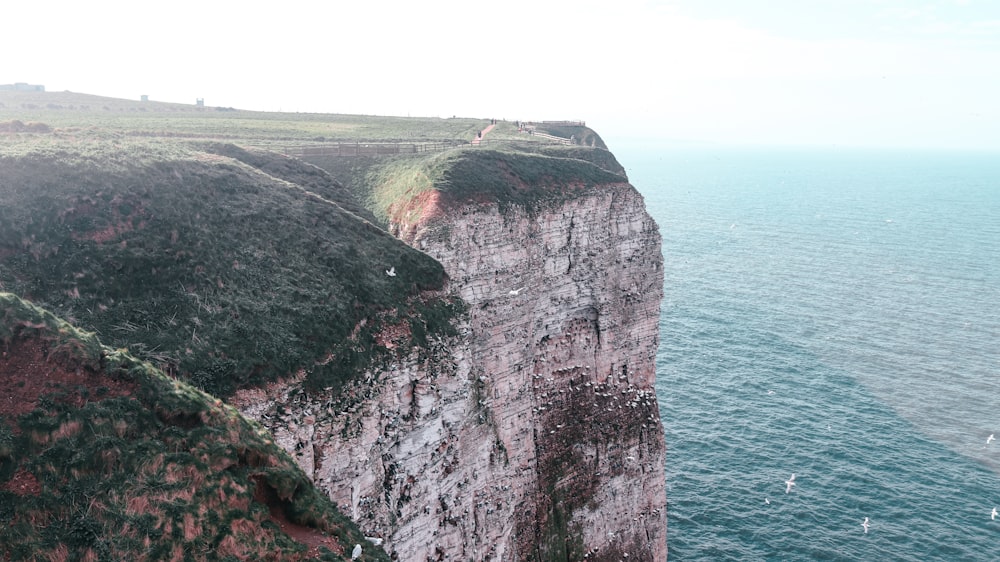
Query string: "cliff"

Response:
xmin=234 ymin=149 xmax=667 ymax=560
xmin=0 ymin=98 xmax=667 ymax=560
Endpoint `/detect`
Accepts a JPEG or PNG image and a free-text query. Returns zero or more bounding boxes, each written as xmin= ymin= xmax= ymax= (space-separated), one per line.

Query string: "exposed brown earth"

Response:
xmin=0 ymin=467 xmax=40 ymax=497
xmin=0 ymin=339 xmax=136 ymax=429
xmin=252 ymin=474 xmax=347 ymax=559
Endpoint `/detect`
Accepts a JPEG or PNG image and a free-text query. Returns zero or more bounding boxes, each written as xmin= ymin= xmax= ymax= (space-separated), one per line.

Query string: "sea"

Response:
xmin=621 ymin=147 xmax=1000 ymax=561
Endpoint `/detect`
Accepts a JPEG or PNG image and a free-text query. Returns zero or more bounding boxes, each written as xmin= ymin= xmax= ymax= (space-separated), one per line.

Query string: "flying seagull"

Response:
xmin=988 ymin=434 xmax=995 ymax=445
xmin=992 ymin=507 xmax=998 ymax=521
xmin=385 ymin=267 xmax=396 ymax=277
xmin=785 ymin=473 xmax=796 ymax=494
xmin=862 ymin=517 xmax=869 ymax=534
xmin=352 ymin=543 xmax=363 ymax=560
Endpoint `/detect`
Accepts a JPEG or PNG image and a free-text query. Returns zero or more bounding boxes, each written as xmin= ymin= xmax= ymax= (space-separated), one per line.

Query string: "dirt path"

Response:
xmin=472 ymin=123 xmax=495 ymax=145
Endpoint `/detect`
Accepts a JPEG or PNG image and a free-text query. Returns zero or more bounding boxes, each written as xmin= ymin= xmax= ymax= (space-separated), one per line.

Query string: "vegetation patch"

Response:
xmin=0 ymin=293 xmax=388 ymax=561
xmin=511 ymin=143 xmax=626 ymax=176
xmin=0 ymin=120 xmax=52 ymax=134
xmin=0 ymin=138 xmax=453 ymax=398
xmin=196 ymin=142 xmax=378 ymax=224
xmin=0 ymin=91 xmax=488 ymax=144
xmin=532 ymin=123 xmax=607 ymax=149
xmin=362 ymin=147 xmax=627 ymax=227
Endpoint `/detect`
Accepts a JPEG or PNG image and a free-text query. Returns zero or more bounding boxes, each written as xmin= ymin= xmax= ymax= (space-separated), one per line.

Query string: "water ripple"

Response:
xmin=633 ymin=148 xmax=1000 ymax=561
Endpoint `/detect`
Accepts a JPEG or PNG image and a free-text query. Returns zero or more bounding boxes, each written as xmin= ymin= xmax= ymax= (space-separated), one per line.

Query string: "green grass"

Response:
xmin=531 ymin=123 xmax=607 ymax=149
xmin=1 ymin=91 xmax=490 ymax=143
xmin=0 ymin=293 xmax=389 ymax=561
xmin=513 ymin=143 xmax=626 ymax=176
xmin=0 ymin=92 xmax=612 ymax=149
xmin=360 ymin=147 xmax=627 ymax=225
xmin=0 ymin=136 xmax=456 ymax=398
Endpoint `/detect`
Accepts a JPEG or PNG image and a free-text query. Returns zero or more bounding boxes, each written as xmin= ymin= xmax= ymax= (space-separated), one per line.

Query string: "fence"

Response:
xmin=250 ymin=132 xmax=577 ymax=158
xmin=524 ymin=131 xmax=574 ymax=145
xmin=257 ymin=141 xmax=461 ymax=158
xmin=534 ymin=120 xmax=586 ymax=127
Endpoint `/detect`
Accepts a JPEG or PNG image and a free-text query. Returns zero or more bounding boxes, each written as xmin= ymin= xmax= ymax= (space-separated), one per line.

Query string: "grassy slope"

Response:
xmin=0 ymin=293 xmax=388 ymax=561
xmin=531 ymin=123 xmax=608 ymax=149
xmin=362 ymin=146 xmax=627 ymax=226
xmin=0 ymin=136 xmax=456 ymax=398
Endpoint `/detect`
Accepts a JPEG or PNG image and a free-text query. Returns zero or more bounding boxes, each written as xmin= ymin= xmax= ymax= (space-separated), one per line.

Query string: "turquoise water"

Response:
xmin=623 ymin=148 xmax=1000 ymax=560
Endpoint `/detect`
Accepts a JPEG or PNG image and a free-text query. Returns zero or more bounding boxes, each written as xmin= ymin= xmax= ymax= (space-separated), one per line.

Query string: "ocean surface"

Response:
xmin=622 ymin=147 xmax=1000 ymax=561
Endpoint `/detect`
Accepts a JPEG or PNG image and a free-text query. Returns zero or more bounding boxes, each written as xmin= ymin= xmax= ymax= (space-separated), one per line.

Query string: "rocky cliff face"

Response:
xmin=234 ymin=181 xmax=667 ymax=561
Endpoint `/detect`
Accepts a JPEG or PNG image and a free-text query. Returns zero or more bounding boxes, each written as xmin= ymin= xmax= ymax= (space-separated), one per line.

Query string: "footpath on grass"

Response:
xmin=472 ymin=121 xmax=496 ymax=145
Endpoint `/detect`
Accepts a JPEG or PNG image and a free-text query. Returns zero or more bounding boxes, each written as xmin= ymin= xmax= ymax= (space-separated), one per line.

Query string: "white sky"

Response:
xmin=5 ymin=0 xmax=1000 ymax=150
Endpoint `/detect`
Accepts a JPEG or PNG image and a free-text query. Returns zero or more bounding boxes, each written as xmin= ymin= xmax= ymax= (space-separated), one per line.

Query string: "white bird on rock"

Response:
xmin=385 ymin=267 xmax=396 ymax=277
xmin=785 ymin=473 xmax=796 ymax=494
xmin=509 ymin=287 xmax=525 ymax=296
xmin=352 ymin=543 xmax=363 ymax=560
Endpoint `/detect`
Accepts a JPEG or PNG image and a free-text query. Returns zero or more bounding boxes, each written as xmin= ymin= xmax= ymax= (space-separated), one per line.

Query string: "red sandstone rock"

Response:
xmin=235 ymin=181 xmax=667 ymax=561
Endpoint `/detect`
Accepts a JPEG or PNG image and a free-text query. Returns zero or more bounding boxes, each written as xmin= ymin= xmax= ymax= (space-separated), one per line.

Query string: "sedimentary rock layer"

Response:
xmin=236 ymin=181 xmax=667 ymax=561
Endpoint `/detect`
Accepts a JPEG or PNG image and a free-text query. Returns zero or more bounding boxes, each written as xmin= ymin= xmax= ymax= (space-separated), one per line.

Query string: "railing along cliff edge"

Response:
xmin=252 ymin=141 xmax=460 ymax=158
xmin=250 ymin=132 xmax=578 ymax=158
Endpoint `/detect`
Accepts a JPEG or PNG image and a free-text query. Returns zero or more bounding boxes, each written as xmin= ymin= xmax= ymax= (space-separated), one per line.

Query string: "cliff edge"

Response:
xmin=236 ymin=146 xmax=668 ymax=560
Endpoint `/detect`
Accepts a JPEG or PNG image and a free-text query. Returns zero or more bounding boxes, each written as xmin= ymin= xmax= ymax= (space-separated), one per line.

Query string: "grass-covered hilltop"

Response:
xmin=0 ymin=90 xmax=628 ymax=557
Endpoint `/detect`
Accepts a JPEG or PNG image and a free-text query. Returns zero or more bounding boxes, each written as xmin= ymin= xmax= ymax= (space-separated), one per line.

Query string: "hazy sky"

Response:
xmin=5 ymin=0 xmax=999 ymax=150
